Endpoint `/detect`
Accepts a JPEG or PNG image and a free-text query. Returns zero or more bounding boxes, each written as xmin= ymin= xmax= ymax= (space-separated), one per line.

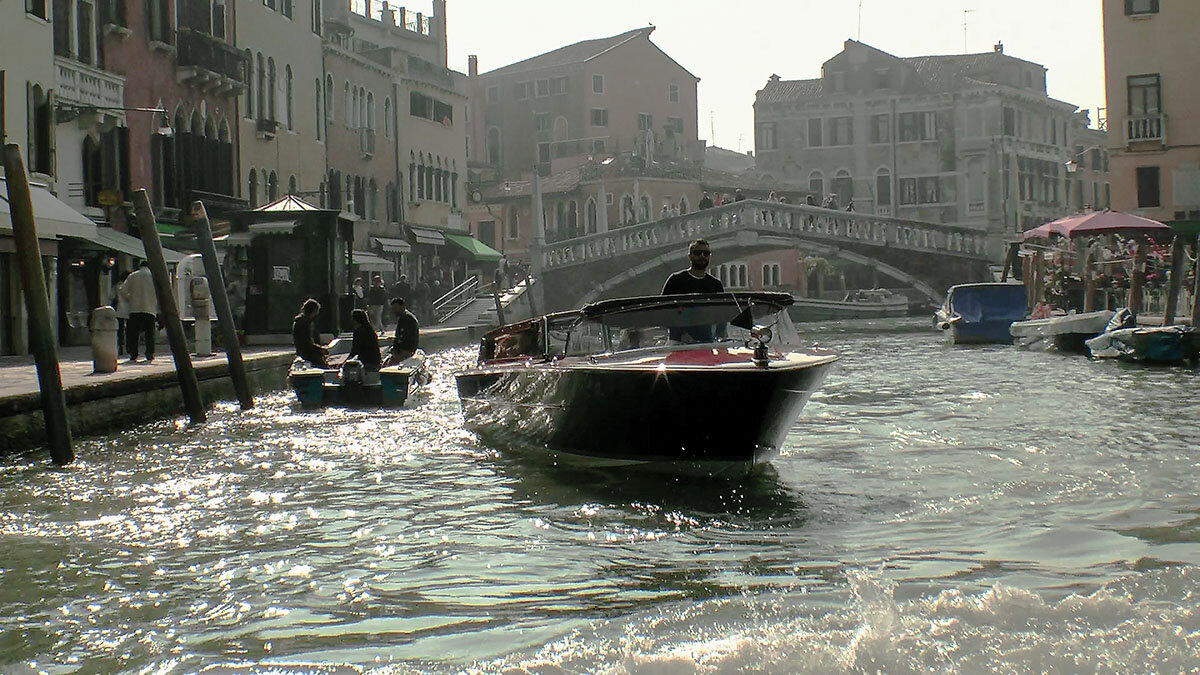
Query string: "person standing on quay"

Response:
xmin=119 ymin=261 xmax=158 ymax=362
xmin=112 ymin=270 xmax=131 ymax=356
xmin=367 ymin=274 xmax=387 ymax=334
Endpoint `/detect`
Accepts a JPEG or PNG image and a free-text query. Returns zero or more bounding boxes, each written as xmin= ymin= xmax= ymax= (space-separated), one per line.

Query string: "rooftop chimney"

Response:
xmin=994 ymin=41 xmax=1004 ymax=54
xmin=468 ymin=54 xmax=478 ymax=77
xmin=380 ymin=1 xmax=395 ymax=26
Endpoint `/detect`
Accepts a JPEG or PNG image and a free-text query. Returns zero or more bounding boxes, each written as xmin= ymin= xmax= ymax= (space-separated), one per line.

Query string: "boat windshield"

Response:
xmin=549 ymin=298 xmax=801 ymax=357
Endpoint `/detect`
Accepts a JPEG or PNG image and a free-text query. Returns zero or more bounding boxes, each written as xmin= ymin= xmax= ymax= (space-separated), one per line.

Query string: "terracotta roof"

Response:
xmin=756 ymin=78 xmax=823 ymax=104
xmin=480 ymin=27 xmax=654 ymax=77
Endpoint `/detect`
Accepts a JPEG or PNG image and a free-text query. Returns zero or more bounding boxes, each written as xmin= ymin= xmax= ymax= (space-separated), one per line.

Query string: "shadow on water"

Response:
xmin=477 ymin=437 xmax=809 ymax=526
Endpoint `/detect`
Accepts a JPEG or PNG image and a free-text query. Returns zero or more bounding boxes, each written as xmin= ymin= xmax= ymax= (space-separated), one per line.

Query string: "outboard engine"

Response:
xmin=341 ymin=358 xmax=365 ymax=385
xmin=1105 ymin=308 xmax=1136 ymax=332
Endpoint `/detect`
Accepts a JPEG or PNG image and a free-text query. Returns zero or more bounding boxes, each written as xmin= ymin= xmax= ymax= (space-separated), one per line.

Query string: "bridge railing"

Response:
xmin=539 ymin=200 xmax=991 ymax=272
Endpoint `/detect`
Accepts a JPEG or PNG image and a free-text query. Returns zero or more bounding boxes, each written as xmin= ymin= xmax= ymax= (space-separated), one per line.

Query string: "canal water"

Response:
xmin=1 ymin=317 xmax=1198 ymax=673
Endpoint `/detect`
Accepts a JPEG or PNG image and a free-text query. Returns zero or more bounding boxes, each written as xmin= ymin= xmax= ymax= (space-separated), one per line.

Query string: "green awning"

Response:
xmin=1169 ymin=221 xmax=1200 ymax=235
xmin=444 ymin=232 xmax=503 ymax=262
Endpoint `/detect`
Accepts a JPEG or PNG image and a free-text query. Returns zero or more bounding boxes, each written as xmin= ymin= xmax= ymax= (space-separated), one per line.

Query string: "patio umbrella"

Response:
xmin=1022 ymin=210 xmax=1172 ymax=240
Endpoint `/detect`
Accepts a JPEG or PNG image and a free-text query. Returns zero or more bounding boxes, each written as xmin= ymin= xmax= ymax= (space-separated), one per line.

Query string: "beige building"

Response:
xmin=237 ymin=0 xmax=326 ymax=209
xmin=1103 ymin=0 xmax=1200 ymax=230
xmin=467 ymin=27 xmax=703 ymax=181
xmin=755 ymin=40 xmax=1109 ymax=255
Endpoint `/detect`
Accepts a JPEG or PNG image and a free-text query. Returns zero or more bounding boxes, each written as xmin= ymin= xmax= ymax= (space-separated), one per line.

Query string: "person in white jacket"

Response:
xmin=112 ymin=270 xmax=131 ymax=356
xmin=119 ymin=261 xmax=159 ymax=362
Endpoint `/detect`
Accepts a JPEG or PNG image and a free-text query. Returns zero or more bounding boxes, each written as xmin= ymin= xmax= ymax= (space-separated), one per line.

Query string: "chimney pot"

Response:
xmin=994 ymin=40 xmax=1004 ymax=53
xmin=468 ymin=54 xmax=478 ymax=77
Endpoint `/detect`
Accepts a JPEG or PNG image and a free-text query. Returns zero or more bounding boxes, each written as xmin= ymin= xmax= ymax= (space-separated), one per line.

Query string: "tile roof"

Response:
xmin=480 ymin=27 xmax=654 ymax=77
xmin=255 ymin=194 xmax=322 ymax=212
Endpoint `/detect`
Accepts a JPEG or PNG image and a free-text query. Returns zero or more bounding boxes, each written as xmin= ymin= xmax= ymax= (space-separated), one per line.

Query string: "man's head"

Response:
xmin=687 ymin=239 xmax=713 ymax=272
xmin=390 ymin=297 xmax=406 ymax=315
xmin=301 ymin=298 xmax=321 ymax=317
xmin=400 ymin=274 xmax=407 ymax=282
xmin=372 ymin=274 xmax=383 ymax=286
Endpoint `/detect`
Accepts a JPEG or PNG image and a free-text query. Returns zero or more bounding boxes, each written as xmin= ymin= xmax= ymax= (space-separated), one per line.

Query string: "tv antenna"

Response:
xmin=710 ymin=110 xmax=716 ymax=146
xmin=963 ymin=9 xmax=976 ymax=53
xmin=857 ymin=0 xmax=863 ymax=40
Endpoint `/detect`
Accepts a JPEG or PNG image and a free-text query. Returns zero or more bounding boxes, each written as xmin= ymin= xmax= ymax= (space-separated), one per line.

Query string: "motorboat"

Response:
xmin=935 ymin=282 xmax=1026 ymax=345
xmin=1085 ymin=309 xmax=1200 ymax=364
xmin=1010 ymin=309 xmax=1116 ymax=353
xmin=288 ymin=348 xmax=430 ymax=408
xmin=789 ymin=288 xmax=909 ymax=322
xmin=454 ymin=292 xmax=839 ymax=478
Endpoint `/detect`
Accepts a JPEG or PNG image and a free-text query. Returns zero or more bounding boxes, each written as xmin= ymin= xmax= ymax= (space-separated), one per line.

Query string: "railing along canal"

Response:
xmin=540 ymin=200 xmax=991 ymax=272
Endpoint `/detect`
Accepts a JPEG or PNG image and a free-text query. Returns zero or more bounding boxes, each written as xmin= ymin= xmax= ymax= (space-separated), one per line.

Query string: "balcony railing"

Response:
xmin=54 ymin=56 xmax=125 ymax=110
xmin=176 ymin=28 xmax=246 ymax=88
xmin=1126 ymin=114 xmax=1165 ymax=144
xmin=256 ymin=117 xmax=279 ymax=138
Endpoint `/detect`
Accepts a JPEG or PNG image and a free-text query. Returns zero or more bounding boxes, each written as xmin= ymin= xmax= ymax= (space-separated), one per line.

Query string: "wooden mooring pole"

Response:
xmin=1083 ymin=250 xmax=1097 ymax=313
xmin=2 ymin=145 xmax=74 ymax=465
xmin=1128 ymin=239 xmax=1148 ymax=316
xmin=1191 ymin=235 xmax=1200 ymax=328
xmin=492 ymin=287 xmax=506 ymax=325
xmin=1162 ymin=233 xmax=1188 ymax=326
xmin=189 ymin=201 xmax=253 ymax=409
xmin=133 ymin=190 xmax=206 ymax=424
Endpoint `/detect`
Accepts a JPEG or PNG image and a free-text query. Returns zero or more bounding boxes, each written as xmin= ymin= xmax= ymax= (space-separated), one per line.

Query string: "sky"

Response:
xmin=440 ymin=0 xmax=1106 ymax=153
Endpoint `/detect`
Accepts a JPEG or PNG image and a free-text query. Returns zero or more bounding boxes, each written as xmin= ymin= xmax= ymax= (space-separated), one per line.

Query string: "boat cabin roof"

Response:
xmin=580 ymin=292 xmax=794 ymax=318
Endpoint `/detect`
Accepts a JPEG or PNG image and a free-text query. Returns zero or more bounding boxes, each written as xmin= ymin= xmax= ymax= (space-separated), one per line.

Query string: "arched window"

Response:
xmin=809 ymin=170 xmax=824 ymax=197
xmin=315 ymin=79 xmax=322 ymax=140
xmin=256 ymin=53 xmax=266 ymax=120
xmin=639 ymin=194 xmax=652 ymax=222
xmin=620 ymin=194 xmax=636 ymax=225
xmin=384 ymin=97 xmax=392 ymax=138
xmin=267 ymin=171 xmax=278 ymax=201
xmin=586 ymin=197 xmax=598 ymax=234
xmin=833 ymin=169 xmax=853 ymax=201
xmin=506 ymin=207 xmax=520 ymax=240
xmin=285 ymin=65 xmax=294 ymax=130
xmin=553 ymin=116 xmax=568 ymax=142
xmin=351 ymin=87 xmax=358 ymax=128
xmin=434 ymin=168 xmax=443 ymax=202
xmin=408 ymin=154 xmax=416 ymax=204
xmin=244 ymin=50 xmax=254 ymax=118
xmin=343 ymin=82 xmax=350 ymax=125
xmin=325 ymin=74 xmax=334 ymax=120
xmin=875 ymin=168 xmax=891 ymax=206
xmin=248 ymin=168 xmax=258 ymax=207
xmin=267 ymin=57 xmax=277 ymax=122
xmin=288 ymin=174 xmax=297 ymax=195
xmin=486 ymin=127 xmax=501 ymax=165
xmin=366 ymin=91 xmax=374 ymax=130
xmin=417 ymin=158 xmax=425 ymax=200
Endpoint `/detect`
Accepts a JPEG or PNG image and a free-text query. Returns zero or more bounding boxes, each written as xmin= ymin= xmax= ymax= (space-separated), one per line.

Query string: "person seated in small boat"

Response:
xmin=346 ymin=309 xmax=381 ymax=371
xmin=383 ymin=297 xmax=420 ymax=366
xmin=292 ymin=298 xmax=330 ymax=368
xmin=495 ymin=328 xmax=539 ymax=358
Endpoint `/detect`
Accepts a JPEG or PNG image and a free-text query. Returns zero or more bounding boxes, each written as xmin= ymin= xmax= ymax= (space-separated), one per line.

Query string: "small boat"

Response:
xmin=454 ymin=292 xmax=839 ymax=478
xmin=935 ymin=282 xmax=1026 ymax=345
xmin=288 ymin=350 xmax=430 ymax=408
xmin=1085 ymin=309 xmax=1200 ymax=364
xmin=1010 ymin=310 xmax=1116 ymax=353
xmin=789 ymin=288 xmax=909 ymax=322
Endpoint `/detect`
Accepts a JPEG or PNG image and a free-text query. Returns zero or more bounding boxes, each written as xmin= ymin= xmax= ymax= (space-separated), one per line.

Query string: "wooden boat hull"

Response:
xmin=1010 ymin=310 xmax=1115 ymax=353
xmin=456 ymin=356 xmax=835 ymax=477
xmin=788 ymin=296 xmax=909 ymax=322
xmin=1085 ymin=326 xmax=1200 ymax=364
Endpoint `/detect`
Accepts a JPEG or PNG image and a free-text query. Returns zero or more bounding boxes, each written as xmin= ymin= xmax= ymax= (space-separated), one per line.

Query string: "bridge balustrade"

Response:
xmin=539 ymin=200 xmax=990 ymax=271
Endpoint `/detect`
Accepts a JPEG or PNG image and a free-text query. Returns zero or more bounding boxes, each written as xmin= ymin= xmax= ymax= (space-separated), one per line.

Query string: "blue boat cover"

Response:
xmin=948 ymin=284 xmax=1026 ymax=323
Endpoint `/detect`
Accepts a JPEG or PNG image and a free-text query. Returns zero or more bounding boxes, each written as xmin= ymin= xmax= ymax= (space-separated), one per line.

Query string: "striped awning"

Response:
xmin=373 ymin=236 xmax=412 ymax=253
xmin=408 ymin=225 xmax=445 ymax=246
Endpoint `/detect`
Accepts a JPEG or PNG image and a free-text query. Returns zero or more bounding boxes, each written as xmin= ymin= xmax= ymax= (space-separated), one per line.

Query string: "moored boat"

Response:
xmin=1010 ymin=310 xmax=1116 ymax=353
xmin=454 ymin=292 xmax=839 ymax=478
xmin=1084 ymin=310 xmax=1200 ymax=364
xmin=288 ymin=350 xmax=430 ymax=408
xmin=789 ymin=288 xmax=910 ymax=322
xmin=935 ymin=282 xmax=1026 ymax=345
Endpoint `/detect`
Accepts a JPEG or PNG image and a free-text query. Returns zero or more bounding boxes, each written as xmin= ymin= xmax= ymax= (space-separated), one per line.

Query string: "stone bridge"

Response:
xmin=537 ymin=200 xmax=998 ymax=312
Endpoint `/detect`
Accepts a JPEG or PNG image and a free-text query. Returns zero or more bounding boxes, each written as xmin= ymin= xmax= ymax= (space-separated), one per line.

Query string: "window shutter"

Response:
xmin=26 ymin=82 xmax=36 ymax=169
xmin=46 ymin=89 xmax=56 ymax=177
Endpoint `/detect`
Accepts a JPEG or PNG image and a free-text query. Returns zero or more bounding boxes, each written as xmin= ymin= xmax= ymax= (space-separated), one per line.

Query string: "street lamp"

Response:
xmin=55 ymin=104 xmax=173 ymax=136
xmin=1065 ymin=145 xmax=1102 ymax=174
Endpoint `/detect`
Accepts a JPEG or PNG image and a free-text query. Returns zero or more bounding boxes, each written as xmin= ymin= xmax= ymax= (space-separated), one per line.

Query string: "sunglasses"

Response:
xmin=689 ymin=250 xmax=712 ymax=257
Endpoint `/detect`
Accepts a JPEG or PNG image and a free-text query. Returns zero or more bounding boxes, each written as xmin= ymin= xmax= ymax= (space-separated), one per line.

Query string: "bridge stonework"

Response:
xmin=538 ymin=200 xmax=998 ymax=312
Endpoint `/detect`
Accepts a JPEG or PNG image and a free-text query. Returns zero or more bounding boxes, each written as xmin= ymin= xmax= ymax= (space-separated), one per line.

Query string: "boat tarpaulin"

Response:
xmin=947 ymin=284 xmax=1026 ymax=322
xmin=443 ymin=233 xmax=503 ymax=262
xmin=373 ymin=236 xmax=412 ymax=253
xmin=352 ymin=251 xmax=393 ymax=272
xmin=408 ymin=226 xmax=445 ymax=246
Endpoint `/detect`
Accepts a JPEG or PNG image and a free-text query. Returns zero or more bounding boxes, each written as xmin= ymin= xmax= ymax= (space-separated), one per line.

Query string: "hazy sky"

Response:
xmin=441 ymin=0 xmax=1106 ymax=153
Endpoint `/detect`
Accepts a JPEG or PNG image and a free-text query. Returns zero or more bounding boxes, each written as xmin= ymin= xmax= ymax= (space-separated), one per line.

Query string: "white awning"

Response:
xmin=249 ymin=220 xmax=298 ymax=235
xmin=373 ymin=236 xmax=412 ymax=253
xmin=408 ymin=225 xmax=445 ymax=246
xmin=1 ymin=178 xmax=97 ymax=240
xmin=215 ymin=232 xmax=253 ymax=247
xmin=71 ymin=227 xmax=185 ymax=263
xmin=352 ymin=250 xmax=393 ymax=272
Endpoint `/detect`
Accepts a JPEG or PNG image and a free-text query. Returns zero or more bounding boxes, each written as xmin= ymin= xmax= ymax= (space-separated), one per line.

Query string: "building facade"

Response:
xmin=467 ymin=27 xmax=703 ymax=182
xmin=1103 ymin=0 xmax=1200 ymax=229
xmin=754 ymin=40 xmax=1109 ymax=255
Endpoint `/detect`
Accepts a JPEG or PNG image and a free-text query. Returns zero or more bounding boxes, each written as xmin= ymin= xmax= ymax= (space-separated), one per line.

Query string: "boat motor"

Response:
xmin=750 ymin=325 xmax=773 ymax=367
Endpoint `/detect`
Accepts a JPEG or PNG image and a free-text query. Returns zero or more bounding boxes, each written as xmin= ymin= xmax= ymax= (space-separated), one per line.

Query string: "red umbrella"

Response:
xmin=1022 ymin=210 xmax=1172 ymax=240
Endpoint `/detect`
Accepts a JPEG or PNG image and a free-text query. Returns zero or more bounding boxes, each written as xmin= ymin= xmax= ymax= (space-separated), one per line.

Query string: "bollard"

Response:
xmin=90 ymin=306 xmax=119 ymax=373
xmin=191 ymin=276 xmax=213 ymax=356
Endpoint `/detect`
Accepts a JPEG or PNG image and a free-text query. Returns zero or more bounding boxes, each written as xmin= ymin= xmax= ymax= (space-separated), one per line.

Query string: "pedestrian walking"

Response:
xmin=367 ymin=274 xmax=387 ymax=334
xmin=112 ymin=270 xmax=131 ymax=356
xmin=119 ymin=261 xmax=158 ymax=362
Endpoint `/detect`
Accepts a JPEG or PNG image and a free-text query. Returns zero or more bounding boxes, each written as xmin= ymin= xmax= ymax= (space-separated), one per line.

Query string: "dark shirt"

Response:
xmin=292 ymin=313 xmax=326 ymax=367
xmin=662 ymin=270 xmax=725 ymax=295
xmin=734 ymin=193 xmax=746 ymax=202
xmin=392 ymin=308 xmax=420 ymax=355
xmin=367 ymin=285 xmax=387 ymax=306
xmin=662 ymin=270 xmax=725 ymax=343
xmin=392 ymin=281 xmax=411 ymax=303
xmin=698 ymin=196 xmax=714 ymax=210
xmin=347 ymin=323 xmax=381 ymax=371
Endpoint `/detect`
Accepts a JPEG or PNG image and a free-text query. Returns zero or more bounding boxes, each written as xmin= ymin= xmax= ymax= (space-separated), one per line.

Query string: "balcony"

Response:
xmin=54 ymin=56 xmax=125 ymax=113
xmin=175 ymin=28 xmax=246 ymax=96
xmin=256 ymin=117 xmax=279 ymax=140
xmin=100 ymin=0 xmax=132 ymax=37
xmin=360 ymin=128 xmax=375 ymax=157
xmin=1126 ymin=114 xmax=1165 ymax=144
